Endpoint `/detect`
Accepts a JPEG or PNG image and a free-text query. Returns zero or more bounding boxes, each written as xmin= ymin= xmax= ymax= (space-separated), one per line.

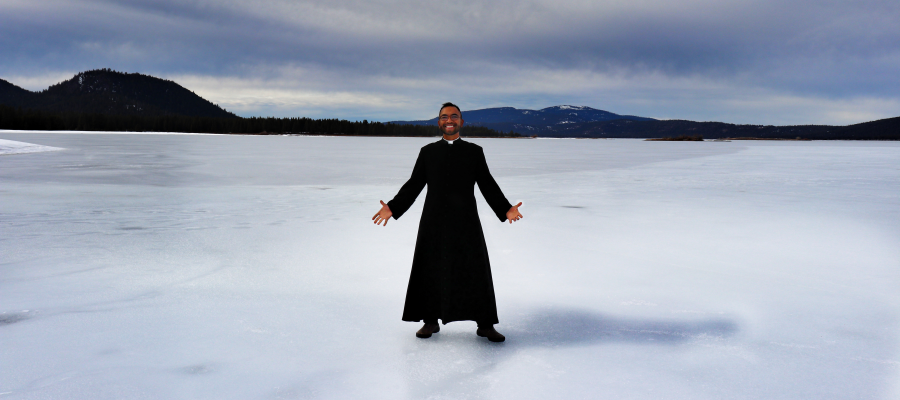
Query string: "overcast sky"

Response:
xmin=2 ymin=0 xmax=898 ymax=124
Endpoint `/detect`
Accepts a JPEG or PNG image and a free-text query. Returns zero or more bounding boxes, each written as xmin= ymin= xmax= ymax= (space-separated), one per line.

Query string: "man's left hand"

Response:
xmin=506 ymin=202 xmax=523 ymax=224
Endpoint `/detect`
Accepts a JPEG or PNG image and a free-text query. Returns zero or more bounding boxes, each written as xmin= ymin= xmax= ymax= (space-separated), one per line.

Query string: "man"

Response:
xmin=372 ymin=102 xmax=523 ymax=343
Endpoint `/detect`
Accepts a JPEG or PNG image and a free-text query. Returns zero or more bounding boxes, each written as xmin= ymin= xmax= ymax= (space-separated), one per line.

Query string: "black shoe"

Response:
xmin=476 ymin=326 xmax=505 ymax=342
xmin=416 ymin=323 xmax=440 ymax=338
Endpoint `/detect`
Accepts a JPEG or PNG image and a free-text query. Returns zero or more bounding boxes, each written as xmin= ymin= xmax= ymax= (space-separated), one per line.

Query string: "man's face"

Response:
xmin=438 ymin=106 xmax=463 ymax=136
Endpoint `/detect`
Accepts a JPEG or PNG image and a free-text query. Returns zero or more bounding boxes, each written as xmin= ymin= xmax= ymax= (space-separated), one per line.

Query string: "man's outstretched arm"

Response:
xmin=474 ymin=147 xmax=522 ymax=223
xmin=373 ymin=200 xmax=393 ymax=226
xmin=372 ymin=148 xmax=426 ymax=227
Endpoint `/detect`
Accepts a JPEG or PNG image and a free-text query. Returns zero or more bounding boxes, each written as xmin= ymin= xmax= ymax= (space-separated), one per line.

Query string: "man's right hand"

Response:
xmin=372 ymin=200 xmax=393 ymax=226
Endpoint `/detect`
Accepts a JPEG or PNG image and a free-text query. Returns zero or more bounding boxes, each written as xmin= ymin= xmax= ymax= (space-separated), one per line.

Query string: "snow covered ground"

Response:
xmin=0 ymin=139 xmax=64 ymax=156
xmin=1 ymin=131 xmax=898 ymax=399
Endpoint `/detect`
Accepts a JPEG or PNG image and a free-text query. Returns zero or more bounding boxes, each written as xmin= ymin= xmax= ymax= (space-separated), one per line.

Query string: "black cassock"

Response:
xmin=388 ymin=139 xmax=512 ymax=325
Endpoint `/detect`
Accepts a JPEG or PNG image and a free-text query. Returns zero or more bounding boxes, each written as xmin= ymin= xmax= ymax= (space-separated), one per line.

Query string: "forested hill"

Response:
xmin=0 ymin=69 xmax=516 ymax=136
xmin=0 ymin=78 xmax=37 ymax=106
xmin=0 ymin=69 xmax=236 ymax=118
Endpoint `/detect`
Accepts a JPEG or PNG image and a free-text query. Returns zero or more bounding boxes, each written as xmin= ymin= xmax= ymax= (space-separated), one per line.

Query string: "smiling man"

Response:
xmin=372 ymin=102 xmax=523 ymax=343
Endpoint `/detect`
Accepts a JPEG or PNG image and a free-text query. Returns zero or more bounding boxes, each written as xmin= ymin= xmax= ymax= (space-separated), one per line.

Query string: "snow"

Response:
xmin=1 ymin=132 xmax=899 ymax=399
xmin=0 ymin=129 xmax=220 ymax=136
xmin=0 ymin=139 xmax=64 ymax=155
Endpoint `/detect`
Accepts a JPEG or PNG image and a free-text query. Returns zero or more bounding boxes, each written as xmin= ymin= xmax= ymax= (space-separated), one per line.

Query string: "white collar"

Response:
xmin=444 ymin=137 xmax=458 ymax=144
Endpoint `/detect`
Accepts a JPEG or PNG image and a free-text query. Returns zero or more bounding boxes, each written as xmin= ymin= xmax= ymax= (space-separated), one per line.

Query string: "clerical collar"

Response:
xmin=444 ymin=137 xmax=458 ymax=145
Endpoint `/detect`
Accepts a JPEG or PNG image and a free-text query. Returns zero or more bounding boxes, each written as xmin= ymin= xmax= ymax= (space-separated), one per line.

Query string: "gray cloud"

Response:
xmin=1 ymin=0 xmax=898 ymax=124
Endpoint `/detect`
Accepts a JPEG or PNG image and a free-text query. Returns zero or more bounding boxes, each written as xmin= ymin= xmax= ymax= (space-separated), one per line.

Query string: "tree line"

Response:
xmin=0 ymin=105 xmax=521 ymax=137
xmin=535 ymin=117 xmax=900 ymax=140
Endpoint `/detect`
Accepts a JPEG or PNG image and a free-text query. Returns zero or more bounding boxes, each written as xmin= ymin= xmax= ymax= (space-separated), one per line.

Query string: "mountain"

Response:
xmin=0 ymin=69 xmax=236 ymax=118
xmin=393 ymin=104 xmax=898 ymax=140
xmin=535 ymin=117 xmax=900 ymax=140
xmin=391 ymin=105 xmax=654 ymax=133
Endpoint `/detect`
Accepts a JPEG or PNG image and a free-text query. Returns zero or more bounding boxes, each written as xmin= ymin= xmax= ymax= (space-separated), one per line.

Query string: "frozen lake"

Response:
xmin=2 ymin=131 xmax=899 ymax=399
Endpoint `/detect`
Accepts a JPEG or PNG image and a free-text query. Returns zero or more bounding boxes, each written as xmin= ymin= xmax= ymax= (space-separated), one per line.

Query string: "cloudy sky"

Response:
xmin=2 ymin=0 xmax=898 ymax=124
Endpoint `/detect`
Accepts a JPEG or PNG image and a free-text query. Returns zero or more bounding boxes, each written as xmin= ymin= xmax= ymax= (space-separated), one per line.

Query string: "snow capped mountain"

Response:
xmin=546 ymin=105 xmax=587 ymax=111
xmin=391 ymin=104 xmax=900 ymax=139
xmin=391 ymin=105 xmax=654 ymax=135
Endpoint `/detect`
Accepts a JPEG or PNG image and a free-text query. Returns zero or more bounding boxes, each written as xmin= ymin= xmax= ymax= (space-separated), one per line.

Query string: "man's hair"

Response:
xmin=439 ymin=102 xmax=462 ymax=117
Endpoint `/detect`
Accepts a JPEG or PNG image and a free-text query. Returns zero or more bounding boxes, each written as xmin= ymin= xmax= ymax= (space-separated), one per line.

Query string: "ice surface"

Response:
xmin=1 ymin=131 xmax=899 ymax=399
xmin=0 ymin=139 xmax=64 ymax=155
